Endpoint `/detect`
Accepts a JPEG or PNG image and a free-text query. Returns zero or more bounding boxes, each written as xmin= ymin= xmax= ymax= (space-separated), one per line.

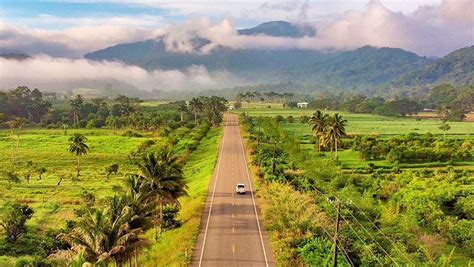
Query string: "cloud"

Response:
xmin=158 ymin=0 xmax=473 ymax=56
xmin=0 ymin=56 xmax=242 ymax=91
xmin=0 ymin=0 xmax=472 ymax=58
xmin=0 ymin=20 xmax=161 ymax=57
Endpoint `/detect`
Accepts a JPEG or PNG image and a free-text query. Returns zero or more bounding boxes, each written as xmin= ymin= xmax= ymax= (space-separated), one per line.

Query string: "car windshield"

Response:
xmin=237 ymin=185 xmax=245 ymax=188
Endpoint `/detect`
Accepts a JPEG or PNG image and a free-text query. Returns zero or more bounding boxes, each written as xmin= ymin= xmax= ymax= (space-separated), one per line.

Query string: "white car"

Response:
xmin=236 ymin=183 xmax=246 ymax=194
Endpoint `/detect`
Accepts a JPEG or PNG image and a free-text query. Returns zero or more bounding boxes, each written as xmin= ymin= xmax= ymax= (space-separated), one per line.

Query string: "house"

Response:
xmin=297 ymin=102 xmax=309 ymax=108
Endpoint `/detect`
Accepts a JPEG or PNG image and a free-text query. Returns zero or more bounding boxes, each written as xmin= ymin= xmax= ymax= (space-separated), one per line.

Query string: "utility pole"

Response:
xmin=333 ymin=200 xmax=341 ymax=267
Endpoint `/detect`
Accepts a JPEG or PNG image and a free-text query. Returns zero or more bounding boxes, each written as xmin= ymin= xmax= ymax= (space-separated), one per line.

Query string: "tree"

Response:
xmin=0 ymin=203 xmax=34 ymax=243
xmin=69 ymin=95 xmax=84 ymax=126
xmin=6 ymin=117 xmax=27 ymax=164
xmin=309 ymin=110 xmax=329 ymax=152
xmin=68 ymin=134 xmax=89 ymax=178
xmin=439 ymin=123 xmax=450 ymax=139
xmin=200 ymin=96 xmax=228 ymax=126
xmin=188 ymin=97 xmax=203 ymax=125
xmin=324 ymin=113 xmax=347 ymax=161
xmin=105 ymin=164 xmax=119 ymax=179
xmin=60 ymin=199 xmax=149 ymax=265
xmin=177 ymin=103 xmax=188 ymax=126
xmin=134 ymin=148 xmax=188 ymax=240
xmin=37 ymin=167 xmax=47 ymax=180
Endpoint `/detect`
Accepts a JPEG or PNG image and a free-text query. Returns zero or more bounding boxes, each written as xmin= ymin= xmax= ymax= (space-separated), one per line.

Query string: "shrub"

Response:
xmin=0 ymin=203 xmax=34 ymax=243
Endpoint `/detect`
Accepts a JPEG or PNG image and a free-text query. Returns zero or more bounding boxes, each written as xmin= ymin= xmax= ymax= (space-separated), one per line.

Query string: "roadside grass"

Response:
xmin=140 ymin=127 xmax=222 ymax=266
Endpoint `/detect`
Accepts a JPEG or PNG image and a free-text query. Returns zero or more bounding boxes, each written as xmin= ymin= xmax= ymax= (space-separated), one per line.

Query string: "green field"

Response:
xmin=239 ymin=108 xmax=474 ymax=136
xmin=237 ymin=107 xmax=474 ymax=171
xmin=0 ymin=125 xmax=222 ymax=265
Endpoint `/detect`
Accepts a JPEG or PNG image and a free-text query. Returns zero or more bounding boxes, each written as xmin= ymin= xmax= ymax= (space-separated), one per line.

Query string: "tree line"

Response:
xmin=308 ymin=84 xmax=473 ymax=121
xmin=0 ymin=86 xmax=228 ymax=131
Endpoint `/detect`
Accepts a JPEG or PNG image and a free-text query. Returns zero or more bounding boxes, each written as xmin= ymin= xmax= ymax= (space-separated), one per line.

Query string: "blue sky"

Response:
xmin=0 ymin=0 xmax=471 ymax=58
xmin=1 ymin=0 xmax=442 ymax=29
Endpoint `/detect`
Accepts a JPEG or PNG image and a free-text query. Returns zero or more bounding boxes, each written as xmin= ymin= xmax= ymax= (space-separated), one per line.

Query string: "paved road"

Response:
xmin=191 ymin=114 xmax=276 ymax=267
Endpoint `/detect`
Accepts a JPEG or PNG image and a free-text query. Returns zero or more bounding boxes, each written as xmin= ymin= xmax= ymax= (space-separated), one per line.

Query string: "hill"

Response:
xmin=84 ymin=21 xmax=472 ymax=90
xmin=396 ymin=46 xmax=474 ymax=86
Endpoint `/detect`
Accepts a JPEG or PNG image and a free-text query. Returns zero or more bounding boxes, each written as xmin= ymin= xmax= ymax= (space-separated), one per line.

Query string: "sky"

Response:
xmin=0 ymin=0 xmax=473 ymax=91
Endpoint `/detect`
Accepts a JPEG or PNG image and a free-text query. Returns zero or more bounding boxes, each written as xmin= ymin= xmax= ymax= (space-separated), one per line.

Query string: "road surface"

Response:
xmin=191 ymin=114 xmax=276 ymax=267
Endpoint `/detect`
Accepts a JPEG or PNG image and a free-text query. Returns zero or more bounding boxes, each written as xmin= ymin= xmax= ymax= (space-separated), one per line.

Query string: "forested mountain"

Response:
xmin=50 ymin=21 xmax=474 ymax=91
xmin=395 ymin=46 xmax=474 ymax=86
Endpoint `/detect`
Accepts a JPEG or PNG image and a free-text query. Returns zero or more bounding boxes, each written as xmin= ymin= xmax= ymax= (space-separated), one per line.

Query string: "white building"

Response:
xmin=297 ymin=102 xmax=309 ymax=108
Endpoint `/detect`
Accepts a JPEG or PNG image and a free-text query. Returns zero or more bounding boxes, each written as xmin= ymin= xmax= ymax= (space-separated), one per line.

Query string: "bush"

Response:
xmin=0 ymin=203 xmax=34 ymax=243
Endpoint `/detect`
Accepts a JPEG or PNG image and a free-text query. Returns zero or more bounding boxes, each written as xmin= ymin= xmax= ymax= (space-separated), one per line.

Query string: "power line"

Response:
xmin=326 ymin=200 xmax=384 ymax=266
xmin=320 ymin=220 xmax=355 ymax=267
xmin=339 ymin=202 xmax=399 ymax=266
xmin=346 ymin=201 xmax=413 ymax=264
xmin=309 ymin=183 xmax=410 ymax=265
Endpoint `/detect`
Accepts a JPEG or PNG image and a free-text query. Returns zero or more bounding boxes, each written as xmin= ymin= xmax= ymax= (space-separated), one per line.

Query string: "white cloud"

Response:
xmin=157 ymin=0 xmax=473 ymax=56
xmin=0 ymin=19 xmax=161 ymax=57
xmin=0 ymin=0 xmax=471 ymax=58
xmin=0 ymin=55 xmax=242 ymax=91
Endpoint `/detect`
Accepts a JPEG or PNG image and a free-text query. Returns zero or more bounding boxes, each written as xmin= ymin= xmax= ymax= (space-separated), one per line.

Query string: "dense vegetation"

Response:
xmin=0 ymin=89 xmax=227 ymax=266
xmin=233 ymin=83 xmax=473 ymax=121
xmin=240 ymin=112 xmax=473 ymax=266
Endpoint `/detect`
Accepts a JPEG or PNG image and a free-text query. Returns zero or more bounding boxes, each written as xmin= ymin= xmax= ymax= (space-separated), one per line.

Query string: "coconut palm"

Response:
xmin=324 ymin=113 xmax=347 ymax=161
xmin=68 ymin=134 xmax=89 ymax=178
xmin=6 ymin=117 xmax=27 ymax=165
xmin=135 ymin=148 xmax=188 ymax=240
xmin=309 ymin=110 xmax=329 ymax=152
xmin=177 ymin=103 xmax=188 ymax=126
xmin=188 ymin=98 xmax=203 ymax=125
xmin=59 ymin=199 xmax=149 ymax=266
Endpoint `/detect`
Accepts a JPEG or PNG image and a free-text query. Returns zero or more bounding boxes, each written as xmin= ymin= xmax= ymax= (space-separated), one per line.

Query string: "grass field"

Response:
xmin=238 ymin=107 xmax=473 ymax=136
xmin=0 ymin=128 xmax=155 ymax=231
xmin=0 ymin=125 xmax=221 ymax=265
xmin=236 ymin=105 xmax=474 ymax=171
xmin=140 ymin=127 xmax=222 ymax=266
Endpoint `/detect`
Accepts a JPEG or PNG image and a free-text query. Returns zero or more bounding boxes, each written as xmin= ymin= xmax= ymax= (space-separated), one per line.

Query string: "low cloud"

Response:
xmin=0 ymin=21 xmax=160 ymax=57
xmin=0 ymin=56 xmax=242 ymax=91
xmin=0 ymin=0 xmax=472 ymax=58
xmin=159 ymin=0 xmax=473 ymax=57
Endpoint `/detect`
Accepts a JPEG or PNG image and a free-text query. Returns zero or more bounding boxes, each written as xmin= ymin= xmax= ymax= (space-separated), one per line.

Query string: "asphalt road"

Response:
xmin=191 ymin=114 xmax=276 ymax=267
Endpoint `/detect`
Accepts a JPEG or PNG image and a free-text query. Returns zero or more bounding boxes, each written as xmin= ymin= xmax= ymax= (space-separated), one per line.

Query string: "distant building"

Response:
xmin=423 ymin=108 xmax=436 ymax=112
xmin=297 ymin=102 xmax=309 ymax=108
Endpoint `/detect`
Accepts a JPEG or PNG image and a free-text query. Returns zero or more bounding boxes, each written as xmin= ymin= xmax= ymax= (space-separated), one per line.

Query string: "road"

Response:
xmin=191 ymin=114 xmax=276 ymax=267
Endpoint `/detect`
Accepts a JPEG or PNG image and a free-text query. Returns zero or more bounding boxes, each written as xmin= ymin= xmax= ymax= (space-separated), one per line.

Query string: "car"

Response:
xmin=236 ymin=183 xmax=246 ymax=194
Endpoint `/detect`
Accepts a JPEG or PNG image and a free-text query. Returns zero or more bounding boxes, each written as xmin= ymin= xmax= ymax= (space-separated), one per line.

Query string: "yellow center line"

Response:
xmin=232 ymin=244 xmax=235 ymax=254
xmin=232 ymin=226 xmax=235 ymax=233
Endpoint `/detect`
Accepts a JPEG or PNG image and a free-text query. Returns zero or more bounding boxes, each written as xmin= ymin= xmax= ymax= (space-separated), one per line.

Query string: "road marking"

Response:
xmin=232 ymin=244 xmax=236 ymax=254
xmin=232 ymin=213 xmax=235 ymax=218
xmin=232 ymin=227 xmax=235 ymax=233
xmin=198 ymin=124 xmax=227 ymax=267
xmin=237 ymin=123 xmax=270 ymax=267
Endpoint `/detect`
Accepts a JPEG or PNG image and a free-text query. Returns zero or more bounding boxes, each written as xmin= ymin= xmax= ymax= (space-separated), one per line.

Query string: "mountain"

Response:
xmin=84 ymin=21 xmax=471 ymax=90
xmin=237 ymin=21 xmax=315 ymax=37
xmin=395 ymin=46 xmax=474 ymax=86
xmin=0 ymin=53 xmax=31 ymax=60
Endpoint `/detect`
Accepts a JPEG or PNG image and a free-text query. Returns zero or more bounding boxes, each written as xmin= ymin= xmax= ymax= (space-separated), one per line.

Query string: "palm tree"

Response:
xmin=324 ymin=113 xmax=347 ymax=161
xmin=59 ymin=200 xmax=149 ymax=265
xmin=188 ymin=98 xmax=203 ymax=125
xmin=309 ymin=110 xmax=329 ymax=152
xmin=6 ymin=117 xmax=27 ymax=165
xmin=68 ymin=134 xmax=89 ymax=178
xmin=177 ymin=103 xmax=188 ymax=126
xmin=135 ymin=148 xmax=188 ymax=241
